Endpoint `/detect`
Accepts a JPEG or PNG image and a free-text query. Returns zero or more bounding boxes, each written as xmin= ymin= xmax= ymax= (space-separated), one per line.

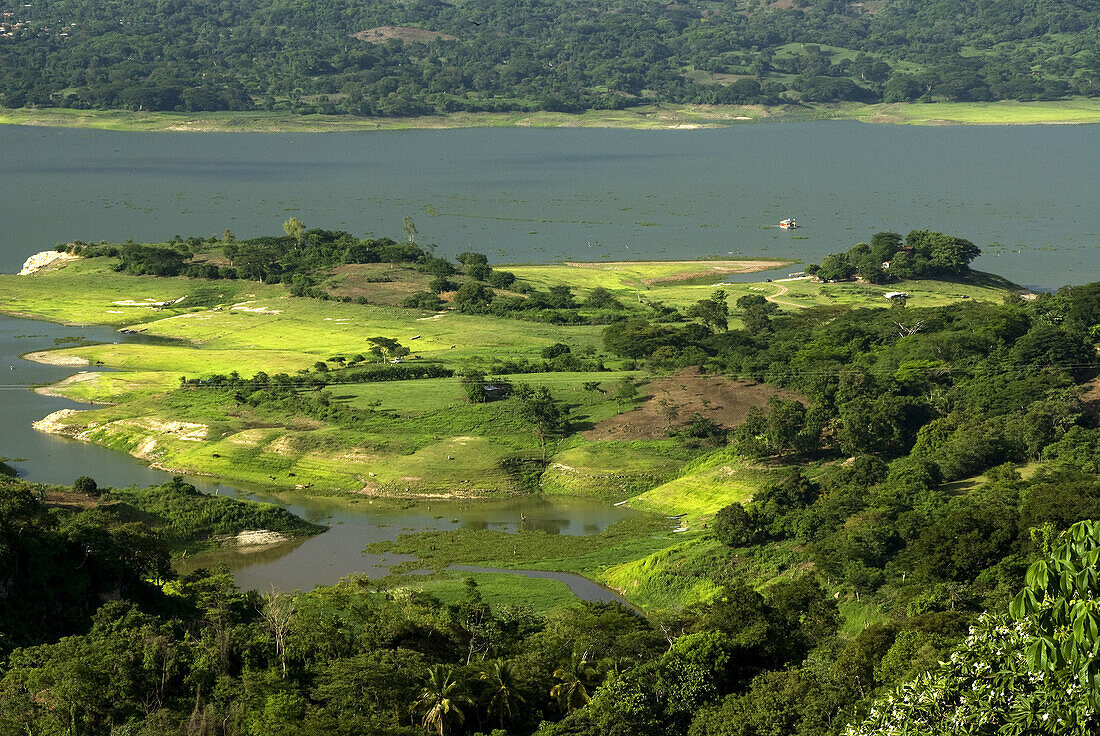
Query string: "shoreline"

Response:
xmin=4 ymin=99 xmax=1100 ymax=133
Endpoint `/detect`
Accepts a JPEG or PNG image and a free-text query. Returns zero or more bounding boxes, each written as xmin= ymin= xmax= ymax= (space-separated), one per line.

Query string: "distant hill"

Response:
xmin=1 ymin=0 xmax=1097 ymax=115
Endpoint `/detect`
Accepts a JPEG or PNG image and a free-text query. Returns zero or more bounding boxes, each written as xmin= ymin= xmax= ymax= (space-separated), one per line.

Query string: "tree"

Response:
xmin=541 ymin=342 xmax=572 ymax=360
xmin=480 ymin=659 xmax=525 ymax=729
xmin=870 ymin=231 xmax=903 ymax=264
xmin=468 ymin=262 xmax=492 ymax=281
xmin=551 ymin=651 xmax=599 ymax=713
xmin=259 ymin=590 xmax=295 ymax=678
xmin=416 ymin=665 xmax=472 ymax=736
xmin=763 ymin=396 xmax=807 ymax=456
xmin=736 ymin=294 xmax=779 ymax=335
xmin=404 ymin=291 xmax=444 ymax=310
xmin=452 ymin=282 xmax=494 ymax=313
xmin=402 ymin=216 xmax=419 ymax=244
xmin=457 ymin=251 xmax=488 ymax=267
xmin=585 ymin=286 xmax=624 ymax=309
xmin=688 ymin=290 xmax=730 ymax=332
xmin=460 ymin=370 xmax=489 ymax=403
xmin=851 ymin=521 xmax=1100 ymax=735
xmin=815 ymin=252 xmax=856 ymax=281
xmin=614 ymin=377 xmax=640 ymax=408
xmin=366 ymin=336 xmax=408 ymax=363
xmin=282 ymin=217 xmax=305 ymax=246
xmin=658 ymin=396 xmax=680 ymax=432
xmin=73 ymin=476 xmax=99 ymax=497
xmin=712 ymin=503 xmax=763 ymax=547
xmin=515 ymin=384 xmax=569 ymax=460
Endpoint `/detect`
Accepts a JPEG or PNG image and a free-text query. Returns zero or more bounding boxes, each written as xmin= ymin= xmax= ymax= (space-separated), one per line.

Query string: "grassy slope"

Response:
xmin=509 ymin=265 xmax=1013 ymax=313
xmin=628 ymin=447 xmax=769 ymax=524
xmin=4 ymin=99 xmax=1100 ymax=133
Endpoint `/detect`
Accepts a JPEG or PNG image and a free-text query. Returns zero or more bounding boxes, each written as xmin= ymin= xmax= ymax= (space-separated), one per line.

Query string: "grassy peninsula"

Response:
xmin=4 ymin=234 xmax=1007 ymax=502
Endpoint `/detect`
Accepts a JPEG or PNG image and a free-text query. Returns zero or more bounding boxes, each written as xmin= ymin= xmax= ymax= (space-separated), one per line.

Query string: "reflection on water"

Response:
xmin=175 ymin=495 xmax=636 ymax=593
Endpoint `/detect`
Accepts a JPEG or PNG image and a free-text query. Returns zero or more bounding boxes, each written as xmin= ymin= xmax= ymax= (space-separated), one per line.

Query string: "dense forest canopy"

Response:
xmin=2 ymin=0 xmax=1099 ymax=114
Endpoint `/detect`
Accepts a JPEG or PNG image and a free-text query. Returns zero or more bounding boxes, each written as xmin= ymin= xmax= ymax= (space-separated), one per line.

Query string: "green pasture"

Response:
xmin=0 ymin=259 xmax=271 ymax=325
xmin=506 ymin=260 xmax=790 ymax=291
xmin=396 ymin=572 xmax=583 ymax=613
xmin=369 ymin=514 xmax=678 ymax=583
xmin=866 ymin=99 xmax=1100 ymax=125
xmin=601 ymin=536 xmax=726 ymax=609
xmin=541 ymin=439 xmax=692 ymax=502
xmin=505 ymin=263 xmax=1010 ymax=314
xmin=628 ymin=447 xmax=769 ymax=524
xmin=336 ymin=371 xmax=640 ymax=417
xmin=600 ymin=532 xmax=810 ymax=610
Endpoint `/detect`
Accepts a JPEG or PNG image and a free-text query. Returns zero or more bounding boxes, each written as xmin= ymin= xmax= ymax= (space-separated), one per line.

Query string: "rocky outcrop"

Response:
xmin=18 ymin=250 xmax=80 ymax=275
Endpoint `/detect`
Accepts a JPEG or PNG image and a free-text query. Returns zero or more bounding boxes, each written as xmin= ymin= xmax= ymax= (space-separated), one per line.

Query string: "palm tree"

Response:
xmin=550 ymin=651 xmax=599 ymax=713
xmin=416 ymin=664 xmax=473 ymax=736
xmin=480 ymin=658 xmax=525 ymax=729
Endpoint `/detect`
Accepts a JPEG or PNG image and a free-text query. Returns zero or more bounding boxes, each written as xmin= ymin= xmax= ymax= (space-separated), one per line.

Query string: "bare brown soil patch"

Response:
xmin=585 ymin=367 xmax=801 ymax=440
xmin=42 ymin=490 xmax=100 ymax=509
xmin=1082 ymin=375 xmax=1100 ymax=415
xmin=352 ymin=26 xmax=457 ymax=44
xmin=324 ymin=264 xmax=432 ymax=306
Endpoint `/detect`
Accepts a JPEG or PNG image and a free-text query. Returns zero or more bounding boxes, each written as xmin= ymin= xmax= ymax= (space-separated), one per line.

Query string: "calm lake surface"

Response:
xmin=1 ymin=122 xmax=1097 ymax=595
xmin=1 ymin=122 xmax=1098 ymax=289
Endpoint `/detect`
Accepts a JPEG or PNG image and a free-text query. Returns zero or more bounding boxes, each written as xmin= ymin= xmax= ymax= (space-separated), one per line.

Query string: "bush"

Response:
xmin=403 ymin=291 xmax=444 ymax=310
xmin=73 ymin=476 xmax=99 ymax=497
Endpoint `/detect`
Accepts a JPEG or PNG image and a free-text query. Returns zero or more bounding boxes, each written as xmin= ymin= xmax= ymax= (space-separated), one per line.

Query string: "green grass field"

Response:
xmin=542 ymin=438 xmax=694 ymax=502
xmin=394 ymin=571 xmax=583 ymax=613
xmin=508 ymin=263 xmax=1013 ymax=313
xmin=8 ymin=253 xmax=1015 ymax=498
xmin=628 ymin=447 xmax=771 ymax=525
xmin=506 ymin=259 xmax=792 ymax=292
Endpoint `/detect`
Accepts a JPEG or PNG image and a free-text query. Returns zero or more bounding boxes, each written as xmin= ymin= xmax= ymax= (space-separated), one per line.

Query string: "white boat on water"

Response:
xmin=779 ymin=218 xmax=798 ymax=229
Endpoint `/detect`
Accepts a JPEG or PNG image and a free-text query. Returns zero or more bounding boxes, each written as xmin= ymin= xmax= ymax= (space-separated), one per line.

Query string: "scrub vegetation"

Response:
xmin=3 ymin=225 xmax=1100 ymax=734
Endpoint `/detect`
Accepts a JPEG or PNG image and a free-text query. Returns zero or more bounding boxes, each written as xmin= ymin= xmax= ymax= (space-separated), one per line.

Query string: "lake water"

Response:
xmin=1 ymin=123 xmax=1098 ymax=289
xmin=2 ymin=121 xmax=1098 ymax=596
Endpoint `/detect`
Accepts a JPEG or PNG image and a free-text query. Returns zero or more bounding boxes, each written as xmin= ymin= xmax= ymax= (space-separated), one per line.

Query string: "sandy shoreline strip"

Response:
xmin=22 ymin=350 xmax=89 ymax=367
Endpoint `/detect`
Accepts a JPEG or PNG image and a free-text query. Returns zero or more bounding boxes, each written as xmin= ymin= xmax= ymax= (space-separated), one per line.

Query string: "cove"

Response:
xmin=0 ymin=313 xmax=637 ymax=598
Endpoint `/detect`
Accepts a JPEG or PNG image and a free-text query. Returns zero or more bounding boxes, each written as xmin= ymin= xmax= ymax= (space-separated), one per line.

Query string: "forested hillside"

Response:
xmin=3 ymin=225 xmax=1100 ymax=733
xmin=1 ymin=0 xmax=1098 ymax=115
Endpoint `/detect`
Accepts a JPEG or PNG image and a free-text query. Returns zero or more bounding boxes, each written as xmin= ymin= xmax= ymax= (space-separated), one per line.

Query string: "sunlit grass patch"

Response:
xmin=629 ymin=447 xmax=769 ymax=523
xmin=399 ymin=571 xmax=583 ymax=613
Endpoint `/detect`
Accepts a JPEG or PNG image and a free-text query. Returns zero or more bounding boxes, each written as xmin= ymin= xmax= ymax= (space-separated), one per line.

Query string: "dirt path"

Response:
xmin=766 ymin=282 xmax=803 ymax=308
